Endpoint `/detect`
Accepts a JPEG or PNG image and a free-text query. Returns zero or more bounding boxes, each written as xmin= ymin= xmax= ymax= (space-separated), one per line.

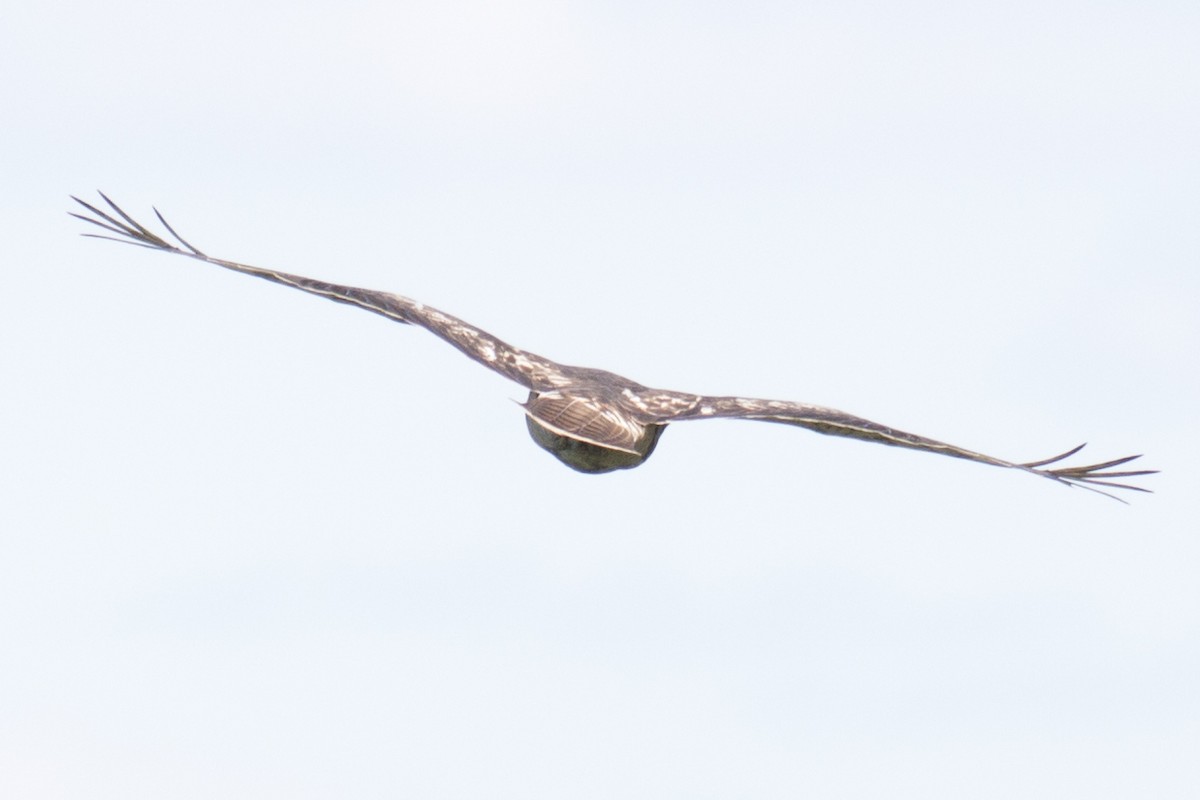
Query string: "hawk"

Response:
xmin=71 ymin=193 xmax=1155 ymax=500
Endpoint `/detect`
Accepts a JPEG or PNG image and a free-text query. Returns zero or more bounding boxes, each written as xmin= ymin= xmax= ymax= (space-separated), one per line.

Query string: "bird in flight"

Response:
xmin=71 ymin=192 xmax=1155 ymax=500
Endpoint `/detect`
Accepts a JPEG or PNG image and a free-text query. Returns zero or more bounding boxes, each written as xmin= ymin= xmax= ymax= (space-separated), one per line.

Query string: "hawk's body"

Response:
xmin=71 ymin=193 xmax=1155 ymax=498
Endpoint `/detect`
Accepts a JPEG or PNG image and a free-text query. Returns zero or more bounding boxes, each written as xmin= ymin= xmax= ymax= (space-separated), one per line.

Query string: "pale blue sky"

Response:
xmin=2 ymin=1 xmax=1198 ymax=797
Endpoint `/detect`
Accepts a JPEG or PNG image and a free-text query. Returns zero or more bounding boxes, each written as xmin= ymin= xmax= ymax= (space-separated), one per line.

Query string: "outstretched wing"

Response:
xmin=70 ymin=192 xmax=574 ymax=391
xmin=646 ymin=393 xmax=1156 ymax=501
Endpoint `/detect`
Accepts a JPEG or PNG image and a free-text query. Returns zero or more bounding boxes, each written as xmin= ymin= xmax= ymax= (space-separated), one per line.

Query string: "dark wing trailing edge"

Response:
xmin=650 ymin=395 xmax=1156 ymax=502
xmin=70 ymin=192 xmax=574 ymax=391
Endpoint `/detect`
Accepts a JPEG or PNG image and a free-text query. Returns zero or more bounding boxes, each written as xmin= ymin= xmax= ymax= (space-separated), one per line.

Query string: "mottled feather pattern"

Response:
xmin=71 ymin=193 xmax=1157 ymax=499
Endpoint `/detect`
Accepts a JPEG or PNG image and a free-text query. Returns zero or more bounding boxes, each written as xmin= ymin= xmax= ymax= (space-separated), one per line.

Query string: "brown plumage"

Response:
xmin=71 ymin=192 xmax=1156 ymax=500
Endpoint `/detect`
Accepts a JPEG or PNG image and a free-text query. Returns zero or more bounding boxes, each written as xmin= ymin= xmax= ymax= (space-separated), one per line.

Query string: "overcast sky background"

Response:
xmin=2 ymin=1 xmax=1198 ymax=798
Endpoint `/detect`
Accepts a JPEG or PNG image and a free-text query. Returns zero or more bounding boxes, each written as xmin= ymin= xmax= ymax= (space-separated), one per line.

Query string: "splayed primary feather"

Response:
xmin=71 ymin=192 xmax=1156 ymax=499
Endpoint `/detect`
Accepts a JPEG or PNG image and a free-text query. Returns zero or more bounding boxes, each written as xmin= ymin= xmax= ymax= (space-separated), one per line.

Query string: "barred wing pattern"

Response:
xmin=72 ymin=193 xmax=1156 ymax=500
